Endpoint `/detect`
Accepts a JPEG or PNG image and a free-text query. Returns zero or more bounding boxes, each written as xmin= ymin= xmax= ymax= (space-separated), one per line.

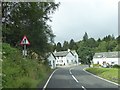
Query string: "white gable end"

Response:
xmin=48 ymin=53 xmax=56 ymax=69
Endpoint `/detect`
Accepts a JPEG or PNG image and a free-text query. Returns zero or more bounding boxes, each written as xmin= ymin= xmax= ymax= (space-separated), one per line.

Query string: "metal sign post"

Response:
xmin=20 ymin=35 xmax=30 ymax=58
xmin=23 ymin=45 xmax=27 ymax=57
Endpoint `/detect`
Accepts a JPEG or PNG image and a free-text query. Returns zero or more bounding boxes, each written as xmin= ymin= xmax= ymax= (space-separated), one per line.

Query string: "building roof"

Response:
xmin=53 ymin=51 xmax=69 ymax=57
xmin=94 ymin=51 xmax=119 ymax=58
xmin=71 ymin=50 xmax=76 ymax=56
xmin=52 ymin=49 xmax=78 ymax=57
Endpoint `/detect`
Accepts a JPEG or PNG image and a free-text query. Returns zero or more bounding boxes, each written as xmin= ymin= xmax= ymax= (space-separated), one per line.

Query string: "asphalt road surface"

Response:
xmin=43 ymin=65 xmax=119 ymax=90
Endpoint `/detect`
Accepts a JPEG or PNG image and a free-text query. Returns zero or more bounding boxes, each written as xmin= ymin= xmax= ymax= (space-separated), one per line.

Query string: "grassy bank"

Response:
xmin=2 ymin=43 xmax=52 ymax=88
xmin=0 ymin=43 xmax=2 ymax=89
xmin=86 ymin=67 xmax=120 ymax=84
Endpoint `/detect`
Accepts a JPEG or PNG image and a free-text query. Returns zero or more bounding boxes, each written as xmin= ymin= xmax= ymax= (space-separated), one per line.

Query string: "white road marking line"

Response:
xmin=43 ymin=69 xmax=58 ymax=90
xmin=83 ymin=67 xmax=120 ymax=86
xmin=82 ymin=86 xmax=87 ymax=90
xmin=72 ymin=75 xmax=79 ymax=83
xmin=69 ymin=68 xmax=73 ymax=74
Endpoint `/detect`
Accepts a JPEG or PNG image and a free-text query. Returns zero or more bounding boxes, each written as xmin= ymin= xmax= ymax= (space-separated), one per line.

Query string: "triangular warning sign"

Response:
xmin=20 ymin=35 xmax=30 ymax=45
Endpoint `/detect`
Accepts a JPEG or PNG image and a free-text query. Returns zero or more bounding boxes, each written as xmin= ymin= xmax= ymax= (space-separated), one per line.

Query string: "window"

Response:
xmin=49 ymin=61 xmax=51 ymax=66
xmin=97 ymin=61 xmax=99 ymax=64
xmin=75 ymin=55 xmax=76 ymax=58
xmin=67 ymin=60 xmax=69 ymax=63
xmin=111 ymin=62 xmax=114 ymax=65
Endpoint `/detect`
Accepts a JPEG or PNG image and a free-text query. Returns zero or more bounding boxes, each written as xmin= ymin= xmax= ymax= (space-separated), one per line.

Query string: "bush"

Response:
xmin=2 ymin=43 xmax=52 ymax=88
xmin=16 ymin=77 xmax=38 ymax=88
xmin=93 ymin=64 xmax=101 ymax=68
xmin=112 ymin=64 xmax=120 ymax=68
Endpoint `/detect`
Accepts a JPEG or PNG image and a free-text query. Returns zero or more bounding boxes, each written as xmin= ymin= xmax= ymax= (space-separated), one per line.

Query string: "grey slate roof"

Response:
xmin=53 ymin=51 xmax=69 ymax=57
xmin=94 ymin=51 xmax=120 ymax=58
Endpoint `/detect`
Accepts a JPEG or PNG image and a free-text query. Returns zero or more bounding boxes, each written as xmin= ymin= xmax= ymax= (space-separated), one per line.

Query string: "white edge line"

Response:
xmin=72 ymin=75 xmax=79 ymax=83
xmin=43 ymin=69 xmax=58 ymax=90
xmin=83 ymin=67 xmax=120 ymax=86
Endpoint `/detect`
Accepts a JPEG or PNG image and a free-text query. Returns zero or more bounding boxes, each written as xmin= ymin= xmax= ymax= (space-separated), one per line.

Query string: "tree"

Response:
xmin=116 ymin=35 xmax=120 ymax=44
xmin=115 ymin=35 xmax=120 ymax=51
xmin=86 ymin=38 xmax=97 ymax=48
xmin=69 ymin=39 xmax=77 ymax=50
xmin=77 ymin=46 xmax=94 ymax=64
xmin=95 ymin=41 xmax=107 ymax=52
xmin=83 ymin=32 xmax=88 ymax=42
xmin=56 ymin=42 xmax=62 ymax=51
xmin=2 ymin=2 xmax=60 ymax=56
xmin=107 ymin=40 xmax=117 ymax=51
xmin=97 ymin=38 xmax=101 ymax=42
xmin=62 ymin=41 xmax=69 ymax=51
xmin=114 ymin=45 xmax=120 ymax=51
xmin=102 ymin=35 xmax=115 ymax=42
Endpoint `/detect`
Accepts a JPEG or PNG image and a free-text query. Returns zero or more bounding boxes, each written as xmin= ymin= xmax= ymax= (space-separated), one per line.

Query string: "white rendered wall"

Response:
xmin=48 ymin=54 xmax=56 ymax=69
xmin=93 ymin=58 xmax=119 ymax=65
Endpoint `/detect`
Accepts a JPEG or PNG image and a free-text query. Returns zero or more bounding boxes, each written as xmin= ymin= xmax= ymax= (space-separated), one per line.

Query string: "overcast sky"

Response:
xmin=48 ymin=0 xmax=119 ymax=44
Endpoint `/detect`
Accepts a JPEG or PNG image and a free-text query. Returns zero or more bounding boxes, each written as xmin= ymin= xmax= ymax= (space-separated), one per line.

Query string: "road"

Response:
xmin=43 ymin=65 xmax=119 ymax=90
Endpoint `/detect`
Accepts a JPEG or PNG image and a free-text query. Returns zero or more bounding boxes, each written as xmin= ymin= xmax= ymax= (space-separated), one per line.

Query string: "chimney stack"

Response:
xmin=67 ymin=49 xmax=70 ymax=52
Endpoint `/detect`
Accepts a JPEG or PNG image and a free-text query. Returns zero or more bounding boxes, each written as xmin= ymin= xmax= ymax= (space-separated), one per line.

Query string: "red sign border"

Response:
xmin=20 ymin=35 xmax=30 ymax=46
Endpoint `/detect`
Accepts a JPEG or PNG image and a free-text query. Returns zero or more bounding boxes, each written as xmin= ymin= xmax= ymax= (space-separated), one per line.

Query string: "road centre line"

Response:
xmin=69 ymin=68 xmax=79 ymax=83
xmin=43 ymin=69 xmax=58 ymax=90
xmin=69 ymin=68 xmax=87 ymax=89
xmin=72 ymin=75 xmax=79 ymax=83
xmin=69 ymin=68 xmax=73 ymax=74
xmin=82 ymin=86 xmax=87 ymax=90
xmin=69 ymin=69 xmax=72 ymax=74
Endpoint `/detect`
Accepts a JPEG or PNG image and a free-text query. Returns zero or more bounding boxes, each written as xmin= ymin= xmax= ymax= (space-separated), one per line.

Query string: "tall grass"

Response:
xmin=2 ymin=43 xmax=51 ymax=88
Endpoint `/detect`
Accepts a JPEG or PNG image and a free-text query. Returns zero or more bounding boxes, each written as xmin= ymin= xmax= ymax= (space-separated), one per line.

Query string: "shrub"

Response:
xmin=93 ymin=64 xmax=101 ymax=68
xmin=112 ymin=64 xmax=120 ymax=68
xmin=2 ymin=43 xmax=51 ymax=88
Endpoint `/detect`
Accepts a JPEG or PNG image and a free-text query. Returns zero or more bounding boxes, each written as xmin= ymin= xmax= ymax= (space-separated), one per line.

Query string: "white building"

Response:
xmin=48 ymin=49 xmax=79 ymax=69
xmin=48 ymin=53 xmax=56 ymax=69
xmin=92 ymin=51 xmax=120 ymax=67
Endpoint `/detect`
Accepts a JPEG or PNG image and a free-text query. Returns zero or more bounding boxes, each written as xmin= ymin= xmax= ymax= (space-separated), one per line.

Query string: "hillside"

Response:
xmin=2 ymin=43 xmax=52 ymax=88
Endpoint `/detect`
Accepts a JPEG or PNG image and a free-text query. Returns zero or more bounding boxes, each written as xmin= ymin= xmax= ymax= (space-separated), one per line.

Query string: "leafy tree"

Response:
xmin=62 ymin=41 xmax=69 ymax=51
xmin=83 ymin=32 xmax=88 ymax=42
xmin=69 ymin=39 xmax=77 ymax=50
xmin=56 ymin=42 xmax=62 ymax=51
xmin=77 ymin=46 xmax=94 ymax=64
xmin=2 ymin=2 xmax=60 ymax=56
xmin=96 ymin=38 xmax=101 ymax=47
xmin=116 ymin=35 xmax=120 ymax=44
xmin=97 ymin=38 xmax=101 ymax=42
xmin=114 ymin=45 xmax=120 ymax=51
xmin=52 ymin=43 xmax=56 ymax=51
xmin=114 ymin=35 xmax=120 ymax=51
xmin=95 ymin=41 xmax=107 ymax=52
xmin=107 ymin=40 xmax=117 ymax=51
xmin=102 ymin=35 xmax=115 ymax=42
xmin=86 ymin=38 xmax=97 ymax=48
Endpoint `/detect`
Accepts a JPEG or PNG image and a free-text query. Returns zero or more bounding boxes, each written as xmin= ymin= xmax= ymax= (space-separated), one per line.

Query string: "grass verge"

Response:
xmin=86 ymin=67 xmax=120 ymax=84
